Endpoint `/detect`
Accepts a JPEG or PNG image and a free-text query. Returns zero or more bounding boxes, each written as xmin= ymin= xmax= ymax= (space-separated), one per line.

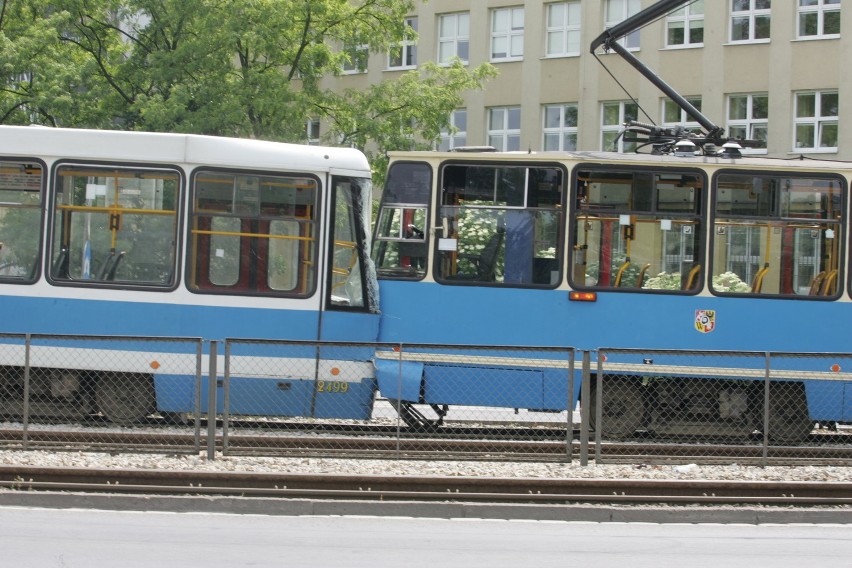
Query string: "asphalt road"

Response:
xmin=2 ymin=506 xmax=850 ymax=568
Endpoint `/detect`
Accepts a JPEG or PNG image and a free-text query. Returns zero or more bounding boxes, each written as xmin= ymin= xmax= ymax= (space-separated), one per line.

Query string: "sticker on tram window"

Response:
xmin=695 ymin=310 xmax=716 ymax=334
xmin=317 ymin=381 xmax=350 ymax=393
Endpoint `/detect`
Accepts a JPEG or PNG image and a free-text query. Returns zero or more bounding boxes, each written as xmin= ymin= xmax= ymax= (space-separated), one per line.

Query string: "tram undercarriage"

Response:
xmin=0 ymin=365 xmax=155 ymax=425
xmin=589 ymin=376 xmax=814 ymax=443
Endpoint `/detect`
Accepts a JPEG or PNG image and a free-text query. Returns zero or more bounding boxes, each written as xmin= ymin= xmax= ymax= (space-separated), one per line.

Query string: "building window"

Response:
xmin=342 ymin=44 xmax=368 ymax=74
xmin=491 ymin=7 xmax=524 ymax=61
xmin=798 ymin=0 xmax=841 ymax=39
xmin=306 ymin=119 xmax=320 ymax=145
xmin=605 ymin=0 xmax=641 ymax=50
xmin=666 ymin=0 xmax=704 ymax=47
xmin=601 ymin=101 xmax=638 ymax=153
xmin=727 ymin=93 xmax=768 ymax=152
xmin=438 ymin=13 xmax=470 ymax=64
xmin=389 ymin=17 xmax=418 ymax=69
xmin=543 ymin=104 xmax=578 ymax=151
xmin=546 ymin=2 xmax=581 ymax=57
xmin=730 ymin=0 xmax=771 ymax=43
xmin=488 ymin=107 xmax=521 ymax=151
xmin=794 ymin=91 xmax=838 ymax=151
xmin=439 ymin=109 xmax=467 ymax=151
xmin=662 ymin=97 xmax=703 ymax=134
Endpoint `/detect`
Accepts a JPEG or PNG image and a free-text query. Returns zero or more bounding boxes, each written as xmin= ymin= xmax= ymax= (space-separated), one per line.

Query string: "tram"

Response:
xmin=0 ymin=125 xmax=378 ymax=423
xmin=369 ymin=0 xmax=852 ymax=441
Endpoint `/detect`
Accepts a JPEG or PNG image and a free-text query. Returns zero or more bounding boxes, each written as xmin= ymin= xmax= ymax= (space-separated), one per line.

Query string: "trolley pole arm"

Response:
xmin=589 ymin=0 xmax=725 ymax=142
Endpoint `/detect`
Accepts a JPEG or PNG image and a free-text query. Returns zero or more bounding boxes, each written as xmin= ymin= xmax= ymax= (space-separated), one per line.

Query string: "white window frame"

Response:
xmin=491 ymin=7 xmax=525 ymax=62
xmin=662 ymin=97 xmax=704 ymax=134
xmin=601 ymin=101 xmax=639 ymax=153
xmin=665 ymin=0 xmax=704 ymax=48
xmin=488 ymin=107 xmax=521 ymax=151
xmin=797 ymin=0 xmax=841 ymax=39
xmin=726 ymin=93 xmax=769 ymax=154
xmin=605 ymin=0 xmax=641 ymax=50
xmin=342 ymin=44 xmax=369 ymax=74
xmin=729 ymin=0 xmax=771 ymax=43
xmin=545 ymin=1 xmax=581 ymax=58
xmin=542 ymin=103 xmax=579 ymax=151
xmin=306 ymin=118 xmax=321 ymax=146
xmin=388 ymin=17 xmax=418 ymax=70
xmin=438 ymin=109 xmax=468 ymax=151
xmin=438 ymin=12 xmax=470 ymax=65
xmin=793 ymin=90 xmax=839 ymax=152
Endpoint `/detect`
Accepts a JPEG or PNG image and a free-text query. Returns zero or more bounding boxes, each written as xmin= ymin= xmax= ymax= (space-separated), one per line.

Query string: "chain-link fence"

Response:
xmin=0 ymin=334 xmax=203 ymax=454
xmin=1 ymin=335 xmax=850 ymax=465
xmin=592 ymin=349 xmax=852 ymax=465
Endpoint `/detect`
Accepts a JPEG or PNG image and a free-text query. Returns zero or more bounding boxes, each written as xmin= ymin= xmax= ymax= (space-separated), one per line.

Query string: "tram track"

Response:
xmin=0 ymin=465 xmax=850 ymax=507
xmin=2 ymin=428 xmax=851 ymax=464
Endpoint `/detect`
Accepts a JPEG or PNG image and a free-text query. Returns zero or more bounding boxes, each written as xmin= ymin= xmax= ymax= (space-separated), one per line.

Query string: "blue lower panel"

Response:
xmin=154 ymin=375 xmax=377 ymax=420
xmin=374 ymin=358 xmax=424 ymax=402
xmin=804 ymin=381 xmax=847 ymax=421
xmin=423 ymin=365 xmax=544 ymax=409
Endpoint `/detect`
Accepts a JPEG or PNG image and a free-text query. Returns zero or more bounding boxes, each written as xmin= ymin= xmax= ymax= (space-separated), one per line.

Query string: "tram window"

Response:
xmin=571 ymin=168 xmax=704 ymax=292
xmin=373 ymin=162 xmax=431 ymax=279
xmin=711 ymin=173 xmax=844 ymax=297
xmin=50 ymin=165 xmax=179 ymax=286
xmin=189 ymin=170 xmax=318 ymax=297
xmin=436 ymin=164 xmax=563 ymax=287
xmin=0 ymin=161 xmax=42 ymax=283
xmin=329 ymin=176 xmax=371 ymax=310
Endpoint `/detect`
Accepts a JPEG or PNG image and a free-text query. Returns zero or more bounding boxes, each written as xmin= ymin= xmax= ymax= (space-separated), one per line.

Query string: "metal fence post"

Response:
xmin=762 ymin=351 xmax=770 ymax=467
xmin=222 ymin=340 xmax=231 ymax=456
xmin=207 ymin=340 xmax=218 ymax=460
xmin=579 ymin=350 xmax=591 ymax=466
xmin=566 ymin=348 xmax=575 ymax=463
xmin=22 ymin=334 xmax=31 ymax=450
xmin=395 ymin=343 xmax=403 ymax=455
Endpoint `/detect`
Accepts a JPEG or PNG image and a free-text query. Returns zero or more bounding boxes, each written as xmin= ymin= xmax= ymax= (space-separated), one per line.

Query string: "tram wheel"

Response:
xmin=96 ymin=373 xmax=155 ymax=425
xmin=588 ymin=379 xmax=645 ymax=438
xmin=767 ymin=382 xmax=813 ymax=444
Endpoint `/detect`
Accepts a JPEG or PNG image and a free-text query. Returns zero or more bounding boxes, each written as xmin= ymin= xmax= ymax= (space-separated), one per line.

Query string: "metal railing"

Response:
xmin=0 ymin=334 xmax=849 ymax=465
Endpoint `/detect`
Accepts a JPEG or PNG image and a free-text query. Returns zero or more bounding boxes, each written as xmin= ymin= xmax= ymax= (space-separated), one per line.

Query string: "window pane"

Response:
xmin=755 ymin=15 xmax=771 ymax=39
xmin=824 ymin=11 xmax=841 ymax=35
xmin=729 ymin=96 xmax=747 ymax=120
xmin=507 ymin=107 xmax=521 ymax=129
xmin=565 ymin=105 xmax=578 ymax=127
xmin=820 ymin=122 xmax=838 ymax=148
xmin=544 ymin=133 xmax=560 ymax=151
xmin=731 ymin=17 xmax=749 ymax=41
xmin=799 ymin=13 xmax=817 ymax=36
xmin=545 ymin=106 xmax=561 ymax=128
xmin=489 ymin=109 xmax=505 ymax=130
xmin=752 ymin=95 xmax=768 ymax=119
xmin=820 ymin=93 xmax=839 ymax=117
xmin=796 ymin=93 xmax=816 ymax=118
xmin=796 ymin=124 xmax=815 ymax=148
xmin=547 ymin=31 xmax=564 ymax=54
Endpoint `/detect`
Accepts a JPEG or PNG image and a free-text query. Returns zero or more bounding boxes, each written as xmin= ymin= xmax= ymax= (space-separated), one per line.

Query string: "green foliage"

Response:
xmin=0 ymin=0 xmax=495 ymax=170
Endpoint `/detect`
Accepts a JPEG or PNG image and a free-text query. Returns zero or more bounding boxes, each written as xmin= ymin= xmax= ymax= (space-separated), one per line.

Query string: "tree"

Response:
xmin=0 ymin=0 xmax=496 ymax=169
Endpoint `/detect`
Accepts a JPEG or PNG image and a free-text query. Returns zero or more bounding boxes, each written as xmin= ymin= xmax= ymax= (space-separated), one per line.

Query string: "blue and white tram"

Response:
xmin=0 ymin=125 xmax=378 ymax=423
xmin=371 ymin=149 xmax=852 ymax=441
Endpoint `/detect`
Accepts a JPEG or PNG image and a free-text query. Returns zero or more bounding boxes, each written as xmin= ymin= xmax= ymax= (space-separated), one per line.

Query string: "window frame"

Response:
xmin=490 ymin=6 xmax=525 ymax=62
xmin=47 ymin=160 xmax=183 ymax=291
xmin=186 ymin=167 xmax=322 ymax=298
xmin=388 ymin=16 xmax=418 ymax=70
xmin=726 ymin=93 xmax=769 ymax=154
xmin=793 ymin=90 xmax=839 ymax=152
xmin=729 ymin=0 xmax=771 ymax=44
xmin=0 ymin=157 xmax=46 ymax=285
xmin=797 ymin=0 xmax=841 ymax=40
xmin=601 ymin=101 xmax=639 ymax=153
xmin=438 ymin=109 xmax=468 ymax=151
xmin=605 ymin=0 xmax=641 ymax=51
xmin=435 ymin=160 xmax=567 ymax=289
xmin=665 ymin=0 xmax=705 ymax=48
xmin=438 ymin=12 xmax=470 ymax=65
xmin=709 ymin=168 xmax=846 ymax=299
xmin=568 ymin=164 xmax=707 ymax=294
xmin=545 ymin=1 xmax=582 ymax=58
xmin=542 ymin=103 xmax=579 ymax=151
xmin=487 ymin=107 xmax=522 ymax=151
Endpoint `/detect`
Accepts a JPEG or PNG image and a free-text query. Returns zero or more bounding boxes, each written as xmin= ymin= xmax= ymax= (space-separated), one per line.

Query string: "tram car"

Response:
xmin=371 ymin=147 xmax=852 ymax=441
xmin=0 ymin=125 xmax=379 ymax=424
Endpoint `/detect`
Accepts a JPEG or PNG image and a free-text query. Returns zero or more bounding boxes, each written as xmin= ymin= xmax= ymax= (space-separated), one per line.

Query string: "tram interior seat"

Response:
xmin=809 ymin=271 xmax=826 ymax=295
xmin=636 ymin=263 xmax=651 ymax=288
xmin=750 ymin=263 xmax=770 ymax=293
xmin=682 ymin=264 xmax=701 ymax=291
xmin=819 ymin=269 xmax=838 ymax=296
xmin=451 ymin=227 xmax=505 ymax=282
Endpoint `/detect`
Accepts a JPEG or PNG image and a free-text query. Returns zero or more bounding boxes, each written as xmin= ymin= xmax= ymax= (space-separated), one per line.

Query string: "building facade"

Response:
xmin=322 ymin=1 xmax=848 ymax=160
